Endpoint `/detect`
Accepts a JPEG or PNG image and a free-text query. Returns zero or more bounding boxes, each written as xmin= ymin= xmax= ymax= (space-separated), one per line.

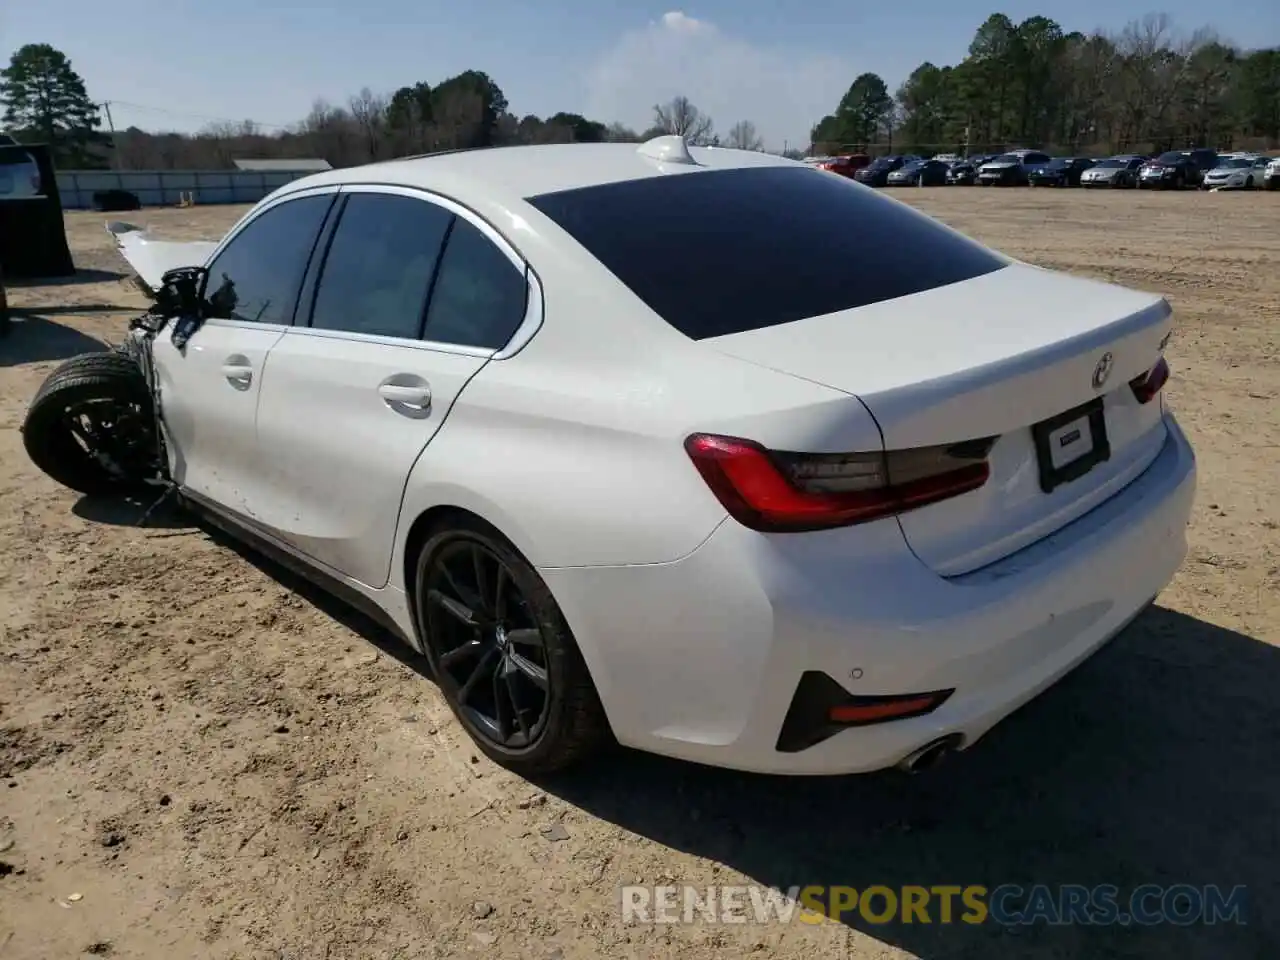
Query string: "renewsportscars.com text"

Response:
xmin=620 ymin=883 xmax=1248 ymax=927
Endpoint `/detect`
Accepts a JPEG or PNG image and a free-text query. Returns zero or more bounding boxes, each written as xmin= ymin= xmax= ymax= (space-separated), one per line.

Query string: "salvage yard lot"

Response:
xmin=1 ymin=190 xmax=1277 ymax=960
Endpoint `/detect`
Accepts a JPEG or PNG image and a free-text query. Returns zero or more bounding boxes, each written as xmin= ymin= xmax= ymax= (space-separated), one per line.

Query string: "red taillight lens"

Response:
xmin=1130 ymin=356 xmax=1170 ymax=404
xmin=683 ymin=434 xmax=995 ymax=533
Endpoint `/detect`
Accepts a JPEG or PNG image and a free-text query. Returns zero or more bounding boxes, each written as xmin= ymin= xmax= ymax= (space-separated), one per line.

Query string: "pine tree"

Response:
xmin=1 ymin=43 xmax=111 ymax=167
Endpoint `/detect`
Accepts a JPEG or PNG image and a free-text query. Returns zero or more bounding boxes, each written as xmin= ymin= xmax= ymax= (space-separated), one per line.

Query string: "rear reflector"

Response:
xmin=776 ymin=671 xmax=955 ymax=753
xmin=1130 ymin=356 xmax=1170 ymax=404
xmin=684 ymin=433 xmax=995 ymax=533
xmin=828 ymin=694 xmax=949 ymax=724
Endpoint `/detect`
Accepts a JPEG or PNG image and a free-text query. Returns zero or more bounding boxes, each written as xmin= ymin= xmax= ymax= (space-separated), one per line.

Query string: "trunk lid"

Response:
xmin=704 ymin=262 xmax=1174 ymax=576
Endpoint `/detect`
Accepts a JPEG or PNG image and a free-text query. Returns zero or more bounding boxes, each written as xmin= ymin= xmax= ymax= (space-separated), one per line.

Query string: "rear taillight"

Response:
xmin=1129 ymin=356 xmax=1169 ymax=404
xmin=684 ymin=433 xmax=996 ymax=533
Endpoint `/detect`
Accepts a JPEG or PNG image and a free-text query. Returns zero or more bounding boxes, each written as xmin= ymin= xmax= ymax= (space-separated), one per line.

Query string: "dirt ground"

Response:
xmin=1 ymin=189 xmax=1277 ymax=960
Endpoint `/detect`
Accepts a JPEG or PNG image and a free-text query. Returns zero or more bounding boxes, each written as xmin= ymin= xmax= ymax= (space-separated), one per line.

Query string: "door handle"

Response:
xmin=378 ymin=382 xmax=431 ymax=410
xmin=222 ymin=363 xmax=253 ymax=388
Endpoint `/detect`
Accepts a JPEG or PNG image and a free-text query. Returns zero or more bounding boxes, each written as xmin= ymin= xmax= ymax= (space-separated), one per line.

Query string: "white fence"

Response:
xmin=55 ymin=169 xmax=319 ymax=210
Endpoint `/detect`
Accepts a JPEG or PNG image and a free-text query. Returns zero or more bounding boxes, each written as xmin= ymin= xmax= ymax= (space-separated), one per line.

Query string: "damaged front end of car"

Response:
xmin=22 ymin=264 xmax=210 ymax=524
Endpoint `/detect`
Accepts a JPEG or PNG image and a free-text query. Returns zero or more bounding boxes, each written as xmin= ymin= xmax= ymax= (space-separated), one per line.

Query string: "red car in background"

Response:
xmin=817 ymin=154 xmax=871 ymax=178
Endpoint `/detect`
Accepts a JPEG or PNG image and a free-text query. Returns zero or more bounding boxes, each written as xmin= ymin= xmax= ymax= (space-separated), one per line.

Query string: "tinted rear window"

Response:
xmin=526 ymin=166 xmax=1006 ymax=340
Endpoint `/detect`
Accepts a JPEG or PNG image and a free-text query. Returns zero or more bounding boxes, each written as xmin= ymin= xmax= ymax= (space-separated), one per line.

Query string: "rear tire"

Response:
xmin=414 ymin=516 xmax=611 ymax=776
xmin=22 ymin=351 xmax=158 ymax=495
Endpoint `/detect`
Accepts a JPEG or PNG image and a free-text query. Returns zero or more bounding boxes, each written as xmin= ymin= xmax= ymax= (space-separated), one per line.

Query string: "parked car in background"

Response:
xmin=1200 ymin=155 xmax=1269 ymax=191
xmin=886 ymin=158 xmax=950 ymax=187
xmin=0 ymin=135 xmax=43 ymax=199
xmin=1028 ymin=157 xmax=1095 ymax=187
xmin=853 ymin=155 xmax=918 ymax=187
xmin=818 ymin=154 xmax=871 ymax=179
xmin=1265 ymin=157 xmax=1280 ymax=191
xmin=978 ymin=150 xmax=1052 ymax=186
xmin=1138 ymin=149 xmax=1217 ymax=190
xmin=946 ymin=155 xmax=994 ymax=186
xmin=1080 ymin=156 xmax=1143 ymax=188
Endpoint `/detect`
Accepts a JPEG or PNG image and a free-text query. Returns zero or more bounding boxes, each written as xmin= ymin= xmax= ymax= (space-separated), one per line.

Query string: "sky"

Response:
xmin=2 ymin=1 xmax=1277 ymax=151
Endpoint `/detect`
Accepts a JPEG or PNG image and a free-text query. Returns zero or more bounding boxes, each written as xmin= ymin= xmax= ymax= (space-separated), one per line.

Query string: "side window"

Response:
xmin=204 ymin=195 xmax=332 ymax=325
xmin=309 ymin=193 xmax=454 ymax=339
xmin=422 ymin=218 xmax=528 ymax=350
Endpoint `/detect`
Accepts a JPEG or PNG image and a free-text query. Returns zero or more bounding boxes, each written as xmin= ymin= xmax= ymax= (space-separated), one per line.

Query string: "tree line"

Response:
xmin=5 ymin=16 xmax=1277 ymax=172
xmin=812 ymin=13 xmax=1280 ymax=157
xmin=0 ymin=43 xmax=766 ymax=170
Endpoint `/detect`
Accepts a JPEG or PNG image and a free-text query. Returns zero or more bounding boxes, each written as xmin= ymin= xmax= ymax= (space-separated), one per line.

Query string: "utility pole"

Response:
xmin=101 ymin=101 xmax=118 ymax=168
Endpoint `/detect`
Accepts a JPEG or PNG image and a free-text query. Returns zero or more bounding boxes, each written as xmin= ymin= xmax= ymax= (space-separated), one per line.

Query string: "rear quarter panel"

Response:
xmin=389 ymin=219 xmax=884 ymax=576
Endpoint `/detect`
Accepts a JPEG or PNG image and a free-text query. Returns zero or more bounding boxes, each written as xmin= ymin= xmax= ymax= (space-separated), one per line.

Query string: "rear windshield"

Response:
xmin=526 ymin=166 xmax=1008 ymax=340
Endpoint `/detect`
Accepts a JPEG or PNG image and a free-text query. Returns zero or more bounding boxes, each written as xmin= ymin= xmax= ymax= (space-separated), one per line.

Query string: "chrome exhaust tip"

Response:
xmin=896 ymin=734 xmax=964 ymax=774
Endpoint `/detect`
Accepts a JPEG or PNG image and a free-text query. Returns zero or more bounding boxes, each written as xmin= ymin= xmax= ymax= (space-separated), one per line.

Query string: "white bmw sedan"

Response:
xmin=25 ymin=136 xmax=1196 ymax=777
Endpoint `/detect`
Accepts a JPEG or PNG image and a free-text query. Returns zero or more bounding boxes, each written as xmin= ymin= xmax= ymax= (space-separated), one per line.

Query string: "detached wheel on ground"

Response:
xmin=414 ymin=517 xmax=611 ymax=775
xmin=22 ymin=351 xmax=160 ymax=495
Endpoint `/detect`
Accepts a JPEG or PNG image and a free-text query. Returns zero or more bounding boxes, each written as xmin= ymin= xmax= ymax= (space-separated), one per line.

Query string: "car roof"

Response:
xmin=276 ymin=140 xmax=796 ymax=208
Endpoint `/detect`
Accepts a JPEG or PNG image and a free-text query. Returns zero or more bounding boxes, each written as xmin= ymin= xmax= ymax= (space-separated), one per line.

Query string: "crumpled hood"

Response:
xmin=105 ymin=221 xmax=219 ymax=295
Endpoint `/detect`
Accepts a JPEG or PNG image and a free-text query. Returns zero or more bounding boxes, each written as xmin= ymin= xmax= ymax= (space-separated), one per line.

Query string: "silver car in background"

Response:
xmin=0 ymin=135 xmax=43 ymax=199
xmin=1200 ymin=155 xmax=1269 ymax=191
xmin=1080 ymin=156 xmax=1144 ymax=188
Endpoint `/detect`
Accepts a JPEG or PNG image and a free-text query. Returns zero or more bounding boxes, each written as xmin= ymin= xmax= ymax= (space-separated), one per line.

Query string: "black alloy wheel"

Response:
xmin=426 ymin=537 xmax=551 ymax=747
xmin=415 ymin=520 xmax=610 ymax=774
xmin=22 ymin=351 xmax=160 ymax=494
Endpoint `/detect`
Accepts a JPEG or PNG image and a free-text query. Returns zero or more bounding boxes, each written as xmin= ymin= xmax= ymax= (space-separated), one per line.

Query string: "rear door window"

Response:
xmin=421 ymin=218 xmax=528 ymax=350
xmin=526 ymin=165 xmax=1007 ymax=340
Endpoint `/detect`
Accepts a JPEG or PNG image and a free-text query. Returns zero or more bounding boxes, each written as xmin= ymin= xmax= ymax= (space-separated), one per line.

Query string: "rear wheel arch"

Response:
xmin=401 ymin=504 xmax=546 ymax=642
xmin=403 ymin=505 xmax=488 ymax=614
xmin=403 ymin=505 xmax=613 ymax=772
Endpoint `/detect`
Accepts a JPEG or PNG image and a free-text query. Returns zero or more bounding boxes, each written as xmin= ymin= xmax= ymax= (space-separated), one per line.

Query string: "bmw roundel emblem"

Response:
xmin=1092 ymin=352 xmax=1114 ymax=390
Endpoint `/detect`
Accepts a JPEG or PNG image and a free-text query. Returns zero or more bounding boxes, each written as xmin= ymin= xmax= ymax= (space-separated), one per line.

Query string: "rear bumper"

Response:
xmin=543 ymin=412 xmax=1196 ymax=775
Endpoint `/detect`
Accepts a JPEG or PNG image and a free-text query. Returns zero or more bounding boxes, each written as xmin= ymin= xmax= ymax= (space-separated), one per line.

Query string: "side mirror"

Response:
xmin=153 ymin=266 xmax=208 ymax=319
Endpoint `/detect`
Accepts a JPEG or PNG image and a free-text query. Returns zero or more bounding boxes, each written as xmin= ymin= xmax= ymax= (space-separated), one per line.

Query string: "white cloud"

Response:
xmin=583 ymin=11 xmax=856 ymax=151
